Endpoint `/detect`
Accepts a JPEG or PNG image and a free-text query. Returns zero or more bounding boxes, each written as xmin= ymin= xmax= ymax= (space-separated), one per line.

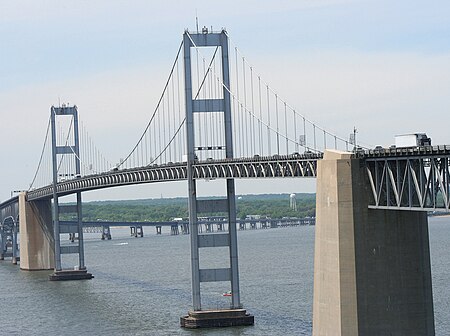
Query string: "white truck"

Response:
xmin=394 ymin=133 xmax=431 ymax=148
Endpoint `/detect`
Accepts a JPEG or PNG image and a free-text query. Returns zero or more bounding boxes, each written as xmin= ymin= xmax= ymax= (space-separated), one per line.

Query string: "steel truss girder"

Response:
xmin=0 ymin=198 xmax=20 ymax=261
xmin=0 ymin=197 xmax=19 ymax=221
xmin=0 ymin=214 xmax=19 ymax=262
xmin=26 ymin=156 xmax=320 ymax=201
xmin=366 ymin=155 xmax=450 ymax=212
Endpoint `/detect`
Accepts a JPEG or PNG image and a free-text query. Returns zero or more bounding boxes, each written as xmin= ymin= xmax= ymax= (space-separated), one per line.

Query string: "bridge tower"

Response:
xmin=180 ymin=29 xmax=254 ymax=328
xmin=49 ymin=105 xmax=93 ymax=280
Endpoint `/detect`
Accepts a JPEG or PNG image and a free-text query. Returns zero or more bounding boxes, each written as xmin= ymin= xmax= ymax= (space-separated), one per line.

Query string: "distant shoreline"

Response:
xmin=429 ymin=214 xmax=450 ymax=218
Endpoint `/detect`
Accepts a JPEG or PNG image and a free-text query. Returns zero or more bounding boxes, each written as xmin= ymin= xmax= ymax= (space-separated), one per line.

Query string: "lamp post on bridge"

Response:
xmin=349 ymin=127 xmax=357 ymax=152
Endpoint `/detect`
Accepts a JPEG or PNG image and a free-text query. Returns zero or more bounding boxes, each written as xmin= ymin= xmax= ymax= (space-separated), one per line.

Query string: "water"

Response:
xmin=0 ymin=218 xmax=449 ymax=335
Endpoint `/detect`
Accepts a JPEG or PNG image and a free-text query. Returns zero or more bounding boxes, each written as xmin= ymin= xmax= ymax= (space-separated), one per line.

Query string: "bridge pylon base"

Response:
xmin=49 ymin=269 xmax=94 ymax=281
xmin=313 ymin=150 xmax=434 ymax=335
xmin=180 ymin=309 xmax=254 ymax=329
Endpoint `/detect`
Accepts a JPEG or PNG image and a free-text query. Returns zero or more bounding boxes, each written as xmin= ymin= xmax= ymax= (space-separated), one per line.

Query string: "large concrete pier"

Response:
xmin=18 ymin=193 xmax=54 ymax=270
xmin=313 ymin=150 xmax=434 ymax=335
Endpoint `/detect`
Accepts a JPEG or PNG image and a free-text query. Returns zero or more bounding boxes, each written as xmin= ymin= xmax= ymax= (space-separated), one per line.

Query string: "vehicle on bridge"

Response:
xmin=394 ymin=133 xmax=431 ymax=148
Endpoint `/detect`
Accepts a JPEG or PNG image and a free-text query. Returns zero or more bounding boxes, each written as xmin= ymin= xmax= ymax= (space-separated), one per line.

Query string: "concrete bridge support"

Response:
xmin=181 ymin=223 xmax=189 ymax=234
xmin=130 ymin=225 xmax=143 ymax=238
xmin=0 ymin=216 xmax=18 ymax=263
xmin=18 ymin=193 xmax=54 ymax=270
xmin=170 ymin=224 xmax=179 ymax=235
xmin=313 ymin=150 xmax=434 ymax=335
xmin=101 ymin=226 xmax=112 ymax=240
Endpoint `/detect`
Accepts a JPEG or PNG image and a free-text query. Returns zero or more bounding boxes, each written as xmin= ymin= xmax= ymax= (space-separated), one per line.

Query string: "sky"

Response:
xmin=1 ymin=0 xmax=450 ymax=202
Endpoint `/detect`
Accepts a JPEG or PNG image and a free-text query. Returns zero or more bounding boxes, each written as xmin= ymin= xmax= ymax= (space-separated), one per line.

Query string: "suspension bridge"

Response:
xmin=1 ymin=28 xmax=448 ymax=334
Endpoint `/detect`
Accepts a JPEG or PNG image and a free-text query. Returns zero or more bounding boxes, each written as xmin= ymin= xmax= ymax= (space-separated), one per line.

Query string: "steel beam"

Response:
xmin=366 ymin=153 xmax=450 ymax=212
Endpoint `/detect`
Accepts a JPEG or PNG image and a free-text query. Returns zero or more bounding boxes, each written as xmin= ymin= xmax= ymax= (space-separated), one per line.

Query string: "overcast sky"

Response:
xmin=1 ymin=0 xmax=449 ymax=202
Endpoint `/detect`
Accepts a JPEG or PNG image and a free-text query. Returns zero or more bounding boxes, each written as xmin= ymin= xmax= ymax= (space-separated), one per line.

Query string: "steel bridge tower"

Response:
xmin=49 ymin=105 xmax=93 ymax=280
xmin=180 ymin=29 xmax=254 ymax=328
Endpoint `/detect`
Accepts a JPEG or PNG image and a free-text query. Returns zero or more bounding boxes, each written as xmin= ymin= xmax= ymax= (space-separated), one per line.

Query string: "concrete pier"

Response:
xmin=101 ymin=226 xmax=112 ymax=240
xmin=313 ymin=150 xmax=434 ymax=335
xmin=49 ymin=269 xmax=93 ymax=281
xmin=180 ymin=309 xmax=254 ymax=328
xmin=18 ymin=194 xmax=54 ymax=270
xmin=181 ymin=223 xmax=189 ymax=234
xmin=170 ymin=224 xmax=179 ymax=235
xmin=130 ymin=225 xmax=143 ymax=237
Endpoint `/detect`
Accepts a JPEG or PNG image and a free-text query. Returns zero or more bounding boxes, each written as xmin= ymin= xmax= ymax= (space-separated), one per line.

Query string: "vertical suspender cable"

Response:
xmin=167 ymin=75 xmax=171 ymax=162
xmin=284 ymin=102 xmax=288 ymax=154
xmin=293 ymin=110 xmax=298 ymax=152
xmin=275 ymin=94 xmax=280 ymax=155
xmin=171 ymin=64 xmax=176 ymax=161
xmin=145 ymin=120 xmax=148 ymax=164
xmin=303 ymin=117 xmax=307 ymax=151
xmin=157 ymin=103 xmax=161 ymax=164
xmin=177 ymin=60 xmax=182 ymax=159
xmin=162 ymin=90 xmax=166 ymax=163
xmin=235 ymin=47 xmax=241 ymax=157
xmin=258 ymin=76 xmax=263 ymax=155
xmin=250 ymin=67 xmax=255 ymax=156
xmin=196 ymin=47 xmax=201 ymax=150
xmin=313 ymin=124 xmax=316 ymax=152
xmin=213 ymin=57 xmax=219 ymax=159
xmin=203 ymin=58 xmax=208 ymax=152
xmin=266 ymin=86 xmax=271 ymax=155
xmin=242 ymin=56 xmax=248 ymax=157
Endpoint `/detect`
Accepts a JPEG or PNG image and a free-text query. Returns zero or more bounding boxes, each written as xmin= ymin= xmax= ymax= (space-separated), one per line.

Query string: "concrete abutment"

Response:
xmin=18 ymin=193 xmax=54 ymax=270
xmin=313 ymin=150 xmax=434 ymax=335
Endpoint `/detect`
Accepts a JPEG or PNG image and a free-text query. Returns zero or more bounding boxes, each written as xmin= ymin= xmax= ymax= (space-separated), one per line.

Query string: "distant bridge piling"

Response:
xmin=101 ymin=226 xmax=112 ymax=240
xmin=130 ymin=225 xmax=143 ymax=238
xmin=170 ymin=224 xmax=179 ymax=235
xmin=181 ymin=223 xmax=189 ymax=234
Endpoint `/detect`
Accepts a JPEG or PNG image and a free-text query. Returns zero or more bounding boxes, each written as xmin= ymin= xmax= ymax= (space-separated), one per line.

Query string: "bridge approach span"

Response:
xmin=364 ymin=145 xmax=450 ymax=212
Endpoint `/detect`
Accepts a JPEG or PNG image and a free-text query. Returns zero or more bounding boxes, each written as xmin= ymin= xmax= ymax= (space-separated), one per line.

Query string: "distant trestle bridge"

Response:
xmin=62 ymin=216 xmax=316 ymax=240
xmin=0 ymin=215 xmax=314 ymax=257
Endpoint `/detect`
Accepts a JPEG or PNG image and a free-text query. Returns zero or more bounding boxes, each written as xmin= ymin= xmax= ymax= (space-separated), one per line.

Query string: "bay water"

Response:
xmin=0 ymin=217 xmax=449 ymax=335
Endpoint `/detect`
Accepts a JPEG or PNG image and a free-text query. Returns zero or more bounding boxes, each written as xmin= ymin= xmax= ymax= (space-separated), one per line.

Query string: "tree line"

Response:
xmin=72 ymin=193 xmax=316 ymax=222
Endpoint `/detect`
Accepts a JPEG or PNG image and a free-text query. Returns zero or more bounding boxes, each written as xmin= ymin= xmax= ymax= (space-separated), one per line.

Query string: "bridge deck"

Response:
xmin=25 ymin=154 xmax=321 ymax=201
xmin=2 ymin=148 xmax=450 ymax=212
